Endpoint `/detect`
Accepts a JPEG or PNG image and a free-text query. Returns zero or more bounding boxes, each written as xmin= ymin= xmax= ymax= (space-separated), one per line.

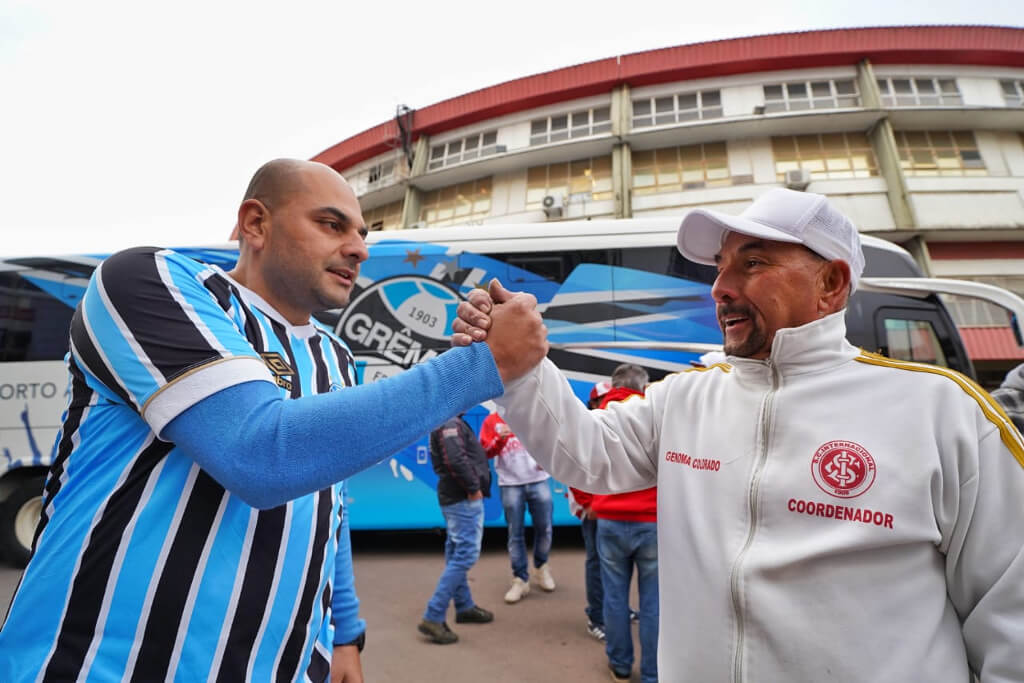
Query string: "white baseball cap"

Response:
xmin=676 ymin=188 xmax=865 ymax=292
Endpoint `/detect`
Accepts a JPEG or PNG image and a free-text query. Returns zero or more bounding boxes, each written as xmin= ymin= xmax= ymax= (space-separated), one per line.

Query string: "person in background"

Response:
xmin=479 ymin=412 xmax=556 ymax=603
xmin=418 ymin=413 xmax=495 ymax=645
xmin=569 ymin=379 xmax=611 ymax=640
xmin=591 ymin=363 xmax=658 ymax=683
xmin=0 ymin=159 xmax=547 ymax=683
xmin=588 ymin=380 xmax=612 ymax=409
xmin=992 ymin=362 xmax=1024 ymax=432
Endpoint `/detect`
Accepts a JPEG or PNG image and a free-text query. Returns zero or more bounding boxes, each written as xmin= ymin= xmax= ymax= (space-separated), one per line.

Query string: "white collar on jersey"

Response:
xmin=211 ymin=266 xmax=322 ymax=340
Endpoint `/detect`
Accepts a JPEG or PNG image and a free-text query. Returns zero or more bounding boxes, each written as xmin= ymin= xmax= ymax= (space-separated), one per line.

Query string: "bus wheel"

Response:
xmin=0 ymin=476 xmax=46 ymax=568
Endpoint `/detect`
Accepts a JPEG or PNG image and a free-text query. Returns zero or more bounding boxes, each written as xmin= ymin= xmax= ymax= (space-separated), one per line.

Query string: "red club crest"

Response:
xmin=811 ymin=440 xmax=876 ymax=498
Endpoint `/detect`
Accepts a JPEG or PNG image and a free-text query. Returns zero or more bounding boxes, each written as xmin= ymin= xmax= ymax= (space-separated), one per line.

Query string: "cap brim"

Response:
xmin=677 ymin=208 xmax=804 ymax=265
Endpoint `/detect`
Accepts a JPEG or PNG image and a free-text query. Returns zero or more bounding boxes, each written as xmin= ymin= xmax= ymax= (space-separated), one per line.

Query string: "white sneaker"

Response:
xmin=504 ymin=577 xmax=530 ymax=603
xmin=536 ymin=563 xmax=556 ymax=592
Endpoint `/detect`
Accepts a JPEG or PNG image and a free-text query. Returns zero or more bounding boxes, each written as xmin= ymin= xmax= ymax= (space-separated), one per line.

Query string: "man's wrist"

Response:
xmin=337 ymin=631 xmax=365 ymax=652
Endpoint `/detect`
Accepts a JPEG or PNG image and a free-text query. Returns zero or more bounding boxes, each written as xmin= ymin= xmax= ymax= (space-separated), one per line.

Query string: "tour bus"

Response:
xmin=2 ymin=218 xmax=1022 ymax=566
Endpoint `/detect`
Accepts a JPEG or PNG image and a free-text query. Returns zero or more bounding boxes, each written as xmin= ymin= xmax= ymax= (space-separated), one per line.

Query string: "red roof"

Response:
xmin=960 ymin=326 xmax=1024 ymax=361
xmin=312 ymin=25 xmax=1024 ymax=171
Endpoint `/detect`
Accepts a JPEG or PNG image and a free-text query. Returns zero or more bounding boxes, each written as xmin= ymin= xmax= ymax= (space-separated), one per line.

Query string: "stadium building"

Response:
xmin=312 ymin=25 xmax=1024 ymax=385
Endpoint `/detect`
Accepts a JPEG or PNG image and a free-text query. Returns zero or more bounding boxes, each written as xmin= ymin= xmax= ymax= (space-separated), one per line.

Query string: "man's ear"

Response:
xmin=819 ymin=259 xmax=852 ymax=315
xmin=236 ymin=199 xmax=270 ymax=250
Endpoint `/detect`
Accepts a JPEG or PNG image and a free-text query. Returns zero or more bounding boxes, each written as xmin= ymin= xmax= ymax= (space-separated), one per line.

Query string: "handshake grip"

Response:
xmin=451 ymin=279 xmax=548 ymax=384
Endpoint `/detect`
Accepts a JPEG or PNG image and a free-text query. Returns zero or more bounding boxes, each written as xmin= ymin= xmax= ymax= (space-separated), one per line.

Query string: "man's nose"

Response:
xmin=711 ymin=271 xmax=735 ymax=304
xmin=346 ymin=236 xmax=369 ymax=264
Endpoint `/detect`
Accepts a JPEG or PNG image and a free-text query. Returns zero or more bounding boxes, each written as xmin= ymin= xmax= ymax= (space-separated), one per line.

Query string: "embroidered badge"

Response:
xmin=811 ymin=440 xmax=876 ymax=498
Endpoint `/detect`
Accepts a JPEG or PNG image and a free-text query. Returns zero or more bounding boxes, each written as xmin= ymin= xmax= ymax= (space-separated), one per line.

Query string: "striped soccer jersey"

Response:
xmin=0 ymin=247 xmax=360 ymax=682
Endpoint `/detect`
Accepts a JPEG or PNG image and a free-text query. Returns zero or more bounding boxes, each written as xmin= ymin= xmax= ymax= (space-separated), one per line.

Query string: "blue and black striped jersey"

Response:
xmin=1 ymin=247 xmax=361 ymax=682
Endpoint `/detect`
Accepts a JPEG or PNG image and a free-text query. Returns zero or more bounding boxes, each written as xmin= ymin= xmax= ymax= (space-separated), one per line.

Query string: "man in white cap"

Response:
xmin=452 ymin=188 xmax=1024 ymax=682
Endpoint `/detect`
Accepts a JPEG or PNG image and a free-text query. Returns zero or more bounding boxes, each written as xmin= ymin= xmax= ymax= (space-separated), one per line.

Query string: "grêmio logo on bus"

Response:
xmin=337 ymin=276 xmax=463 ymax=383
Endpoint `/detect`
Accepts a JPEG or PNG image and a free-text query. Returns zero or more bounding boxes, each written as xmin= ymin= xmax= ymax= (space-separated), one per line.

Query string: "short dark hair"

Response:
xmin=611 ymin=363 xmax=648 ymax=391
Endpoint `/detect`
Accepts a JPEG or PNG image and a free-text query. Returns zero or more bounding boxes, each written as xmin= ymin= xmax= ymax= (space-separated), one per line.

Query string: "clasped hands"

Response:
xmin=451 ymin=279 xmax=548 ymax=384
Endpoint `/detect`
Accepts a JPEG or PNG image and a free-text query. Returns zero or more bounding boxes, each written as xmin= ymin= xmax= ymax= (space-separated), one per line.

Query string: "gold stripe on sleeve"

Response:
xmin=855 ymin=351 xmax=1024 ymax=469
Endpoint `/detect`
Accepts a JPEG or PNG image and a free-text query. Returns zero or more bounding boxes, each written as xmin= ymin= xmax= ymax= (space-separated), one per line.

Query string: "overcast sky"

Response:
xmin=2 ymin=0 xmax=1020 ymax=257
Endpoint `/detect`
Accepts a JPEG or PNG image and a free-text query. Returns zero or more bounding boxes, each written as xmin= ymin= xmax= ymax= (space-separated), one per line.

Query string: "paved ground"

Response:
xmin=1 ymin=529 xmax=643 ymax=682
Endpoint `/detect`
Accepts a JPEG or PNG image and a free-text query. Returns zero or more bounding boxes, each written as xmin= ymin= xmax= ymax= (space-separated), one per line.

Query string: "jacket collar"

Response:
xmin=728 ymin=310 xmax=858 ymax=379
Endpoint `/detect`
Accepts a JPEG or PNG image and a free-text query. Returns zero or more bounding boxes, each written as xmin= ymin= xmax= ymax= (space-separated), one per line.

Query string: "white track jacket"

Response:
xmin=495 ymin=311 xmax=1024 ymax=682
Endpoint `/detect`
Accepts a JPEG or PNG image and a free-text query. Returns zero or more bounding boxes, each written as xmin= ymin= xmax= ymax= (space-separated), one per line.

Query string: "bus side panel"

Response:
xmin=0 ymin=360 xmax=66 ymax=478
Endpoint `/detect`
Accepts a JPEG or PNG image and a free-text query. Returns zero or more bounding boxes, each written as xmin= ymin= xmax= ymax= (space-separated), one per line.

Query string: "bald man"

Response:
xmin=0 ymin=160 xmax=547 ymax=682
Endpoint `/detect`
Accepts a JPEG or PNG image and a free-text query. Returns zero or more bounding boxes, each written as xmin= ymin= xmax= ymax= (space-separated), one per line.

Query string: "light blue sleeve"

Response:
xmin=331 ymin=481 xmax=366 ymax=645
xmin=163 ymin=343 xmax=503 ymax=509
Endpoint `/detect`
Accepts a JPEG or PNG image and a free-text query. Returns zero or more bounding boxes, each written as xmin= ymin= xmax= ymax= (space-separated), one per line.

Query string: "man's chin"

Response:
xmin=316 ymin=290 xmax=352 ymax=312
xmin=723 ymin=334 xmax=769 ymax=359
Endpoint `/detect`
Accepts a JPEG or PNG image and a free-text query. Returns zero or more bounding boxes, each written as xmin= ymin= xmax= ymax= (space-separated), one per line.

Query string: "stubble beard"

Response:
xmin=719 ymin=305 xmax=769 ymax=358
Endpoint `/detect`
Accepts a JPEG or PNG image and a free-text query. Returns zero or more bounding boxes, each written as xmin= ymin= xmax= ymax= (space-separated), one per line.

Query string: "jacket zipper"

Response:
xmin=730 ymin=360 xmax=778 ymax=683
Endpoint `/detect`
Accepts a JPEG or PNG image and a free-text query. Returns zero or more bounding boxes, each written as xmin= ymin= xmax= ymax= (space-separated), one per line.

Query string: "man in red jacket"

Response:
xmin=592 ymin=364 xmax=658 ymax=683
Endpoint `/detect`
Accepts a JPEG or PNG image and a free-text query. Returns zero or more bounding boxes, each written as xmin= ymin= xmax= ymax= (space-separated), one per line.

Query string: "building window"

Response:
xmin=762 ymin=79 xmax=860 ymax=113
xmin=1000 ymin=79 xmax=1024 ymax=107
xmin=772 ymin=133 xmax=879 ymax=181
xmin=427 ymin=131 xmax=502 ymax=170
xmin=893 ymin=131 xmax=986 ymax=176
xmin=525 ymin=156 xmax=612 ymax=209
xmin=365 ymin=161 xmax=395 ymax=189
xmin=529 ymin=107 xmax=611 ymax=146
xmin=632 ymin=90 xmax=722 ymax=128
xmin=877 ymin=77 xmax=962 ymax=107
xmin=944 ymin=276 xmax=1024 ymax=326
xmin=420 ymin=177 xmax=492 ymax=227
xmin=631 ymin=142 xmax=732 ymax=195
xmin=362 ymin=200 xmax=403 ymax=232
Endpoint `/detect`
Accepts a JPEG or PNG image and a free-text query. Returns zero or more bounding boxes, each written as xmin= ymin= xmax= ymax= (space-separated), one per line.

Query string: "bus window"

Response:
xmin=666 ymin=248 xmax=718 ymax=285
xmin=503 ymin=254 xmax=565 ymax=283
xmin=0 ymin=272 xmax=74 ymax=362
xmin=495 ymin=249 xmax=612 ymax=285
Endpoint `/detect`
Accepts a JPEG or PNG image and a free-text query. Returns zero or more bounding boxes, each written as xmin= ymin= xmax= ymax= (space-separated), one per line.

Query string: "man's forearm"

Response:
xmin=165 ymin=344 xmax=503 ymax=508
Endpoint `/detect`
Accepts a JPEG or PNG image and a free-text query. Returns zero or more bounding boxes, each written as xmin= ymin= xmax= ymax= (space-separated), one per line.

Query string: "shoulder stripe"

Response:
xmin=153 ymin=252 xmax=230 ymax=359
xmin=202 ymin=271 xmax=235 ymax=313
xmin=856 ymin=351 xmax=1024 ymax=468
xmin=94 ymin=253 xmax=177 ymax=386
xmin=683 ymin=362 xmax=732 ymax=374
xmin=71 ymin=302 xmax=138 ymax=410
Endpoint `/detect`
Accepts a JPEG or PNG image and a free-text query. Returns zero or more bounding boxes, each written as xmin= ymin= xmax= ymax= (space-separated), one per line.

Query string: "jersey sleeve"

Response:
xmin=70 ymin=247 xmax=273 ymax=434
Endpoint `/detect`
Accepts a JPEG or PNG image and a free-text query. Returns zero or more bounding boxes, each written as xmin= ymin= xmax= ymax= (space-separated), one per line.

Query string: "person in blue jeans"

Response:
xmin=593 ymin=364 xmax=658 ymax=683
xmin=597 ymin=520 xmax=659 ymax=683
xmin=419 ymin=414 xmax=495 ymax=644
xmin=480 ymin=412 xmax=556 ymax=603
